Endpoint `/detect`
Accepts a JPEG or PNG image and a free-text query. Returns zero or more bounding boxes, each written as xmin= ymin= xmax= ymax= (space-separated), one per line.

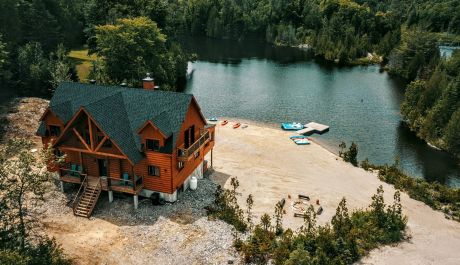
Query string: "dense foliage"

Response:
xmin=0 ymin=139 xmax=70 ymax=264
xmin=401 ymin=51 xmax=460 ymax=154
xmin=209 ymin=180 xmax=406 ymax=264
xmin=92 ymin=17 xmax=187 ymax=89
xmin=1 ymin=0 xmax=460 ymax=94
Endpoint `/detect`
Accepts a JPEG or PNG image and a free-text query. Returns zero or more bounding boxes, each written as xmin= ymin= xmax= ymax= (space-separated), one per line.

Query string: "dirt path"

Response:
xmin=213 ymin=121 xmax=460 ymax=265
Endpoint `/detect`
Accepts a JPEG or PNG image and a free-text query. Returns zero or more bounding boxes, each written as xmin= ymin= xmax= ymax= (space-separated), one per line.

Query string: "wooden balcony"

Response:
xmin=101 ymin=176 xmax=144 ymax=194
xmin=177 ymin=129 xmax=212 ymax=162
xmin=59 ymin=166 xmax=143 ymax=195
xmin=59 ymin=167 xmax=86 ymax=184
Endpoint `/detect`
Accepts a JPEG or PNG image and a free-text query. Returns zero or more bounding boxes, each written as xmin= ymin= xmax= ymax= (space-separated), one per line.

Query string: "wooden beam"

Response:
xmin=88 ymin=116 xmax=94 ymax=151
xmin=131 ymin=164 xmax=136 ymax=192
xmin=60 ymin=146 xmax=127 ymax=159
xmin=95 ymin=136 xmax=108 ymax=152
xmin=73 ymin=128 xmax=91 ymax=151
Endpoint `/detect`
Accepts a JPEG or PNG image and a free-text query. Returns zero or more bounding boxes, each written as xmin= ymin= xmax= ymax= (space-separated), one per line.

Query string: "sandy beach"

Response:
xmin=213 ymin=120 xmax=460 ymax=265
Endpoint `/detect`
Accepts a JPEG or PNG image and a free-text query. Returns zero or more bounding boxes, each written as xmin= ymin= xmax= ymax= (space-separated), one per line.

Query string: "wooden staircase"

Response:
xmin=72 ymin=176 xmax=101 ymax=218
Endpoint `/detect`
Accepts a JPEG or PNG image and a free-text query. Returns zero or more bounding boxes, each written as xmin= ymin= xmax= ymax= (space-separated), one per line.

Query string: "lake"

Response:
xmin=181 ymin=37 xmax=460 ymax=187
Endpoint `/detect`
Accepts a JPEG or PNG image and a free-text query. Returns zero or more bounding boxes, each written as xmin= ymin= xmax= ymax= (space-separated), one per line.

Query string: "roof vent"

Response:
xmin=142 ymin=73 xmax=155 ymax=90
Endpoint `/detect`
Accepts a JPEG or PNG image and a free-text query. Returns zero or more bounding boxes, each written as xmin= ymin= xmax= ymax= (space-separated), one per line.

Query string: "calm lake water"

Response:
xmin=182 ymin=37 xmax=460 ymax=187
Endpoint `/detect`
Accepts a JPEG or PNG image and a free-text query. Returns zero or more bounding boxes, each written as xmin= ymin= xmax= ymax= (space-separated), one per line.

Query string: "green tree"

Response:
xmin=49 ymin=44 xmax=73 ymax=92
xmin=16 ymin=42 xmax=51 ymax=95
xmin=94 ymin=16 xmax=187 ymax=90
xmin=444 ymin=108 xmax=460 ymax=154
xmin=0 ymin=139 xmax=70 ymax=264
xmin=0 ymin=35 xmax=11 ymax=84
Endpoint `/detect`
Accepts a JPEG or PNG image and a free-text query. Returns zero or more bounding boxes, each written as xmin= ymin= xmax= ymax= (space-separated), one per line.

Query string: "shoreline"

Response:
xmin=216 ymin=117 xmax=341 ymax=156
xmin=212 ymin=119 xmax=460 ymax=264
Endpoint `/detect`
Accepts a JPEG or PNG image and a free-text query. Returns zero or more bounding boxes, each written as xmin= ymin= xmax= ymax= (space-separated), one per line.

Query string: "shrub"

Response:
xmin=339 ymin=142 xmax=359 ymax=166
xmin=206 ymin=177 xmax=248 ymax=232
xmin=361 ymin=158 xmax=460 ymax=222
xmin=237 ymin=187 xmax=406 ymax=264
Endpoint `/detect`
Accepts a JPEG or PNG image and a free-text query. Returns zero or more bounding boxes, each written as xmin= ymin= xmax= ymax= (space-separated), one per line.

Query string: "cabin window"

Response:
xmin=98 ymin=135 xmax=112 ymax=148
xmin=148 ymin=165 xmax=160 ymax=176
xmin=83 ymin=129 xmax=91 ymax=145
xmin=194 ymin=151 xmax=200 ymax=159
xmin=49 ymin=125 xmax=61 ymax=136
xmin=146 ymin=139 xmax=160 ymax=151
xmin=177 ymin=161 xmax=184 ymax=170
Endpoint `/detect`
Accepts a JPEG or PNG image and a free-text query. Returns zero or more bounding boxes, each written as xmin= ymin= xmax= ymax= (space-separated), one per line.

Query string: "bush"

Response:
xmin=237 ymin=187 xmax=406 ymax=264
xmin=339 ymin=142 xmax=359 ymax=166
xmin=206 ymin=177 xmax=248 ymax=232
xmin=362 ymin=159 xmax=460 ymax=221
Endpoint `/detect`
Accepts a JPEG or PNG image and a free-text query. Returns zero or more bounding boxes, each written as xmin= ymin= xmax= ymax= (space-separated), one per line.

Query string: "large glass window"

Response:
xmin=146 ymin=139 xmax=160 ymax=151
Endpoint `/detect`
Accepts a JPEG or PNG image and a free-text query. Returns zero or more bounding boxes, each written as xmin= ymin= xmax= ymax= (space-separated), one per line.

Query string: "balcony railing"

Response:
xmin=101 ymin=175 xmax=143 ymax=194
xmin=59 ymin=163 xmax=86 ymax=183
xmin=178 ymin=130 xmax=211 ymax=161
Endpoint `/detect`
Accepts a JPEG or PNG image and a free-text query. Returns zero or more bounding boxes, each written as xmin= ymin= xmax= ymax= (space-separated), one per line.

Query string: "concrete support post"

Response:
xmin=108 ymin=190 xmax=113 ymax=203
xmin=60 ymin=181 xmax=64 ymax=192
xmin=133 ymin=195 xmax=139 ymax=210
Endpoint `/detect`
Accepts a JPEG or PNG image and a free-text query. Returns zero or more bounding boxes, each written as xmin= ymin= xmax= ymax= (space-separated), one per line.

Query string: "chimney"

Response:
xmin=142 ymin=73 xmax=155 ymax=90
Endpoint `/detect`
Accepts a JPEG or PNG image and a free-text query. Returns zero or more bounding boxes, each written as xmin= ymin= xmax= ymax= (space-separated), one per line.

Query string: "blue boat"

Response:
xmin=290 ymin=135 xmax=307 ymax=139
xmin=294 ymin=139 xmax=310 ymax=145
xmin=208 ymin=117 xmax=218 ymax=122
xmin=281 ymin=122 xmax=304 ymax=130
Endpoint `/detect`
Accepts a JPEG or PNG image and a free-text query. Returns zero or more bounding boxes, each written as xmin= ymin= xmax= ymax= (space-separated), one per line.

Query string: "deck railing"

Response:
xmin=104 ymin=175 xmax=143 ymax=194
xmin=178 ymin=130 xmax=211 ymax=161
xmin=59 ymin=164 xmax=86 ymax=183
xmin=71 ymin=175 xmax=88 ymax=209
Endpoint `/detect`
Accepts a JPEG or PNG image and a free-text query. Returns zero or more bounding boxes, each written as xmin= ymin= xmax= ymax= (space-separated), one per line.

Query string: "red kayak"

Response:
xmin=221 ymin=120 xmax=228 ymax=126
xmin=233 ymin=123 xmax=241 ymax=129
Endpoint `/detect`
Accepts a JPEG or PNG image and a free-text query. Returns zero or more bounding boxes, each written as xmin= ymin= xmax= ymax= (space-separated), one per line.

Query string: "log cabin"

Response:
xmin=37 ymin=76 xmax=215 ymax=217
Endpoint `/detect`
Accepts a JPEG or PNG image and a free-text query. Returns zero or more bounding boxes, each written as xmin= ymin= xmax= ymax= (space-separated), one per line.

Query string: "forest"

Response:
xmin=0 ymin=0 xmax=459 ymax=146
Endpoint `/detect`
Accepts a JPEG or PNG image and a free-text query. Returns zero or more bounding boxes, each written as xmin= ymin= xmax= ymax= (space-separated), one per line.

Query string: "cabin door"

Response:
xmin=98 ymin=159 xmax=107 ymax=177
xmin=184 ymin=125 xmax=195 ymax=149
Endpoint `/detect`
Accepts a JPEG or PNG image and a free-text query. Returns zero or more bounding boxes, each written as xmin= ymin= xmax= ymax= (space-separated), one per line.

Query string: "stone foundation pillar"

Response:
xmin=133 ymin=195 xmax=139 ymax=209
xmin=60 ymin=181 xmax=64 ymax=192
xmin=108 ymin=190 xmax=113 ymax=203
xmin=163 ymin=191 xmax=177 ymax=203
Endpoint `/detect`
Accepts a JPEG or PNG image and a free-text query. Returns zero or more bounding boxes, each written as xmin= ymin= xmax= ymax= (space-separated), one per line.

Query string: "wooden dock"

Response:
xmin=297 ymin=122 xmax=329 ymax=135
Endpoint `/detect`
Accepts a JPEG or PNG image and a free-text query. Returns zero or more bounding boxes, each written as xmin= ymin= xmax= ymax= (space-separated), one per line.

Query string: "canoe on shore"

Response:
xmin=294 ymin=139 xmax=310 ymax=145
xmin=233 ymin=123 xmax=241 ymax=129
xmin=221 ymin=120 xmax=228 ymax=126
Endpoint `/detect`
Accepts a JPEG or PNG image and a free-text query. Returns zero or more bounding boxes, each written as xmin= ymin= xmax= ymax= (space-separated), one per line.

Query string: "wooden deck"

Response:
xmin=60 ymin=174 xmax=143 ymax=195
xmin=298 ymin=122 xmax=330 ymax=135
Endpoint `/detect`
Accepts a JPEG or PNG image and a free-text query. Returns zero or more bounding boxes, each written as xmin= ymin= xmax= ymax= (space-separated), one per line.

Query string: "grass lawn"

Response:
xmin=68 ymin=49 xmax=97 ymax=82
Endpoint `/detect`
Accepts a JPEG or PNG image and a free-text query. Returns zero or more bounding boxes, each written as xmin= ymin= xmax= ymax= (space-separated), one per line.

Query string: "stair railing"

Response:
xmin=85 ymin=178 xmax=102 ymax=217
xmin=72 ymin=175 xmax=88 ymax=214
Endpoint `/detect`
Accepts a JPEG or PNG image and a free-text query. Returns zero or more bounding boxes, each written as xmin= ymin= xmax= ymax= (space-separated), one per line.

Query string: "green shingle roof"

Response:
xmin=43 ymin=82 xmax=194 ymax=164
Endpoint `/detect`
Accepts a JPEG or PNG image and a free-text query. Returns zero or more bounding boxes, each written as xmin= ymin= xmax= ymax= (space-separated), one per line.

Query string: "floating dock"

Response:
xmin=297 ymin=122 xmax=329 ymax=135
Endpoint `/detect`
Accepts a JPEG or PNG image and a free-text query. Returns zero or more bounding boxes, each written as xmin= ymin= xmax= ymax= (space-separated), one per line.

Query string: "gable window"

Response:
xmin=146 ymin=139 xmax=160 ymax=151
xmin=49 ymin=125 xmax=61 ymax=137
xmin=98 ymin=135 xmax=112 ymax=148
xmin=148 ymin=165 xmax=160 ymax=176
